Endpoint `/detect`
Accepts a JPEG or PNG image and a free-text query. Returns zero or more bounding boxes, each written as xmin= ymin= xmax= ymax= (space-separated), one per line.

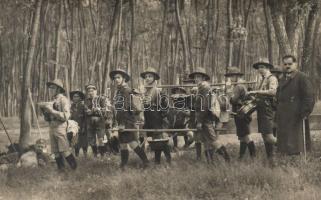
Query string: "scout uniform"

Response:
xmin=167 ymin=87 xmax=192 ymax=149
xmin=70 ymin=90 xmax=88 ymax=157
xmin=141 ymin=67 xmax=171 ymax=164
xmin=189 ymin=68 xmax=230 ymax=163
xmin=110 ymin=69 xmax=149 ymax=168
xmin=225 ymin=67 xmax=256 ymax=159
xmin=252 ymin=58 xmax=278 ymax=160
xmin=84 ymin=84 xmax=108 ymax=157
xmin=42 ymin=79 xmax=77 ymax=170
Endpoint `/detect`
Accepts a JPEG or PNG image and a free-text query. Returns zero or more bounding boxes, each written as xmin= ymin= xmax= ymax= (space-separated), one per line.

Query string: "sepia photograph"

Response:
xmin=0 ymin=0 xmax=321 ymax=199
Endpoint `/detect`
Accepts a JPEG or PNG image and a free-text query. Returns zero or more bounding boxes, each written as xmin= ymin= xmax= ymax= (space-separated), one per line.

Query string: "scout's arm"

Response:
xmin=249 ymin=76 xmax=278 ymax=96
xmin=299 ymin=74 xmax=315 ymax=118
xmin=48 ymin=97 xmax=71 ymax=121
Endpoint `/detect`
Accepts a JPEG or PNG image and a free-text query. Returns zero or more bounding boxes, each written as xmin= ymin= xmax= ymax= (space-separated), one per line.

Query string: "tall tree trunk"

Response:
xmin=236 ymin=0 xmax=252 ymax=69
xmin=102 ymin=0 xmax=120 ymax=94
xmin=175 ymin=0 xmax=189 ymax=74
xmin=263 ymin=0 xmax=273 ymax=63
xmin=226 ymin=0 xmax=233 ymax=67
xmin=20 ymin=0 xmax=43 ymax=149
xmin=115 ymin=0 xmax=122 ymax=69
xmin=158 ymin=0 xmax=168 ymax=72
xmin=301 ymin=0 xmax=319 ymax=74
xmin=285 ymin=0 xmax=301 ymax=57
xmin=268 ymin=0 xmax=291 ymax=56
xmin=129 ymin=0 xmax=136 ymax=87
xmin=54 ymin=0 xmax=64 ymax=79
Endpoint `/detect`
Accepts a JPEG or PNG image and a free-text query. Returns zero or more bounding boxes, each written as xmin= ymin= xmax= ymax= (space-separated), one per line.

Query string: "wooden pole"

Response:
xmin=144 ymin=81 xmax=256 ymax=88
xmin=113 ymin=128 xmax=226 ymax=132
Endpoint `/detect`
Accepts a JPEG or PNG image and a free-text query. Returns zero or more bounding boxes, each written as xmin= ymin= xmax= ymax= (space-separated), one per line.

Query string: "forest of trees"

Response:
xmin=0 ymin=0 xmax=320 ymax=146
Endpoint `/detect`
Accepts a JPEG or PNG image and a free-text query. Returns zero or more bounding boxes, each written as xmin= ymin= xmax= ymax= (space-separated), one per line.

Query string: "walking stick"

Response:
xmin=302 ymin=118 xmax=307 ymax=163
xmin=0 ymin=117 xmax=17 ymax=152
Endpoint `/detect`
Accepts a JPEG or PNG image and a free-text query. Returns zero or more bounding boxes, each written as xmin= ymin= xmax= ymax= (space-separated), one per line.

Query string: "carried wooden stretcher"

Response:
xmin=144 ymin=81 xmax=256 ymax=88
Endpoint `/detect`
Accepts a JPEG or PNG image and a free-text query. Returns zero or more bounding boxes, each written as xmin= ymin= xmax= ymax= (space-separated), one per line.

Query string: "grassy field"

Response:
xmin=1 ymin=140 xmax=321 ymax=200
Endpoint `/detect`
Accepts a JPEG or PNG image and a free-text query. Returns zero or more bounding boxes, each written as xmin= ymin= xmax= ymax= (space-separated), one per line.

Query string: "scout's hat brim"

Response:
xmin=252 ymin=62 xmax=274 ymax=69
xmin=46 ymin=80 xmax=65 ymax=93
xmin=188 ymin=72 xmax=210 ymax=81
xmin=70 ymin=90 xmax=85 ymax=100
xmin=109 ymin=70 xmax=130 ymax=82
xmin=140 ymin=71 xmax=160 ymax=80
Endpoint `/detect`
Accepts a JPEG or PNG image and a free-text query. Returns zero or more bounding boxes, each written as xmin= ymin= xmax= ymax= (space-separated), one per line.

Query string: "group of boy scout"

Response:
xmin=41 ymin=54 xmax=315 ymax=171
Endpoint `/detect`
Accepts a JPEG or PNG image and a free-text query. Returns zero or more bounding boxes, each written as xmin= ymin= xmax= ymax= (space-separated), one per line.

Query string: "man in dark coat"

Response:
xmin=276 ymin=55 xmax=315 ymax=155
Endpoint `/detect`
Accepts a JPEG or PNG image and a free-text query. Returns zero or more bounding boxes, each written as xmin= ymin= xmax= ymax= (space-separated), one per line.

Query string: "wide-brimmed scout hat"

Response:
xmin=252 ymin=58 xmax=274 ymax=69
xmin=85 ymin=84 xmax=97 ymax=90
xmin=46 ymin=79 xmax=65 ymax=92
xmin=224 ymin=66 xmax=244 ymax=77
xmin=140 ymin=67 xmax=160 ymax=80
xmin=270 ymin=66 xmax=283 ymax=74
xmin=70 ymin=90 xmax=85 ymax=100
xmin=171 ymin=87 xmax=187 ymax=94
xmin=109 ymin=69 xmax=131 ymax=82
xmin=188 ymin=67 xmax=210 ymax=81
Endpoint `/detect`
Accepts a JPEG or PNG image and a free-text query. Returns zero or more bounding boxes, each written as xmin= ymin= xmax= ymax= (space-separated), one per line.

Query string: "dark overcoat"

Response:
xmin=276 ymin=71 xmax=315 ymax=154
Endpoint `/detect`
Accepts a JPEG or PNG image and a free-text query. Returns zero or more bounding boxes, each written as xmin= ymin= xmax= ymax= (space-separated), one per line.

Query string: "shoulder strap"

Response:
xmin=258 ymin=74 xmax=273 ymax=90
